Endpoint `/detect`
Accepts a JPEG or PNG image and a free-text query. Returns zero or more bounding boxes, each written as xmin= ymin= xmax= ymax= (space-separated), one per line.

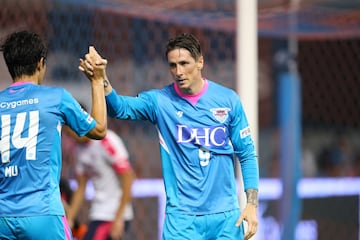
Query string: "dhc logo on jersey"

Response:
xmin=177 ymin=125 xmax=226 ymax=147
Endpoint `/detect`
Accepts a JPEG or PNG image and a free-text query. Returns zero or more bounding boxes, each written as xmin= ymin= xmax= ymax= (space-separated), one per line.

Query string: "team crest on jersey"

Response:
xmin=210 ymin=108 xmax=230 ymax=123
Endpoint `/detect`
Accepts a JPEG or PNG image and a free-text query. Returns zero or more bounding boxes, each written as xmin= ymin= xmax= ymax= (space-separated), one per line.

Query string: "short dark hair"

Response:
xmin=165 ymin=33 xmax=202 ymax=60
xmin=0 ymin=30 xmax=47 ymax=79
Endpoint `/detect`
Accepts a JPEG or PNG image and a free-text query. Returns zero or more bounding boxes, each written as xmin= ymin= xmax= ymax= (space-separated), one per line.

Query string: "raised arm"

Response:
xmin=79 ymin=46 xmax=108 ymax=139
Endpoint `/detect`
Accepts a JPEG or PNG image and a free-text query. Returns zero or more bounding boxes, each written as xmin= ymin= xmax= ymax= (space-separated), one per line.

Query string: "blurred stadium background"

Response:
xmin=1 ymin=0 xmax=360 ymax=239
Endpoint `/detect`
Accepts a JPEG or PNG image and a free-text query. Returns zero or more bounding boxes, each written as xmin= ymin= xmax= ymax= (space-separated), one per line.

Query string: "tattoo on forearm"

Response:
xmin=103 ymin=79 xmax=109 ymax=89
xmin=246 ymin=189 xmax=258 ymax=207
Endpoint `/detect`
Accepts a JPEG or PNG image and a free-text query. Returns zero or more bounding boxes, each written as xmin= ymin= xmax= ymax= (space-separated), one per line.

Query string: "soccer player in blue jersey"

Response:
xmin=0 ymin=30 xmax=107 ymax=240
xmin=82 ymin=33 xmax=259 ymax=240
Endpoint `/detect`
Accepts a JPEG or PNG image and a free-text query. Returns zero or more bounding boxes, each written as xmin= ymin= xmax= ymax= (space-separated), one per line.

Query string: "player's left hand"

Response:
xmin=236 ymin=203 xmax=258 ymax=240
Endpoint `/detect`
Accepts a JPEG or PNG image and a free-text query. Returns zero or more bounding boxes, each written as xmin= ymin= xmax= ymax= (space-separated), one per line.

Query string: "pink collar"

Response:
xmin=174 ymin=78 xmax=208 ymax=105
xmin=10 ymin=82 xmax=34 ymax=87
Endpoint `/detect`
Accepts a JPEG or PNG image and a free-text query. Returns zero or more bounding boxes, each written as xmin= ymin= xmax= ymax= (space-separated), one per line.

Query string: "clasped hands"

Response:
xmin=79 ymin=46 xmax=107 ymax=82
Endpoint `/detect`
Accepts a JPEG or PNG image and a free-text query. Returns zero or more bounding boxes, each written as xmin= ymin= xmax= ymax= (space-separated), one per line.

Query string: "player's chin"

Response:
xmin=176 ymin=80 xmax=189 ymax=89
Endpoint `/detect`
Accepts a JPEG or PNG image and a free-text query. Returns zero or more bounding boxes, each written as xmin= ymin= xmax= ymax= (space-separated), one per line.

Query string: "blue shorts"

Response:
xmin=0 ymin=215 xmax=72 ymax=240
xmin=162 ymin=209 xmax=244 ymax=240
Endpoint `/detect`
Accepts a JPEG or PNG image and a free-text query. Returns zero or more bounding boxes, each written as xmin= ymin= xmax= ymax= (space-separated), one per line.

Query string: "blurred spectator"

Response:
xmin=317 ymin=147 xmax=342 ymax=177
xmin=316 ymin=137 xmax=355 ymax=177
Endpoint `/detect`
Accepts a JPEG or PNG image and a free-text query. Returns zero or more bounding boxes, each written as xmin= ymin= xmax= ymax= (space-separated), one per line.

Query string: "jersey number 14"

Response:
xmin=0 ymin=111 xmax=39 ymax=163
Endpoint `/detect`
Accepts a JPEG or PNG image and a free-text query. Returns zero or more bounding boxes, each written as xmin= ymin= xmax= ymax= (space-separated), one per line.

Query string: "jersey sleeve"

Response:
xmin=105 ymin=88 xmax=157 ymax=124
xmin=60 ymin=89 xmax=96 ymax=137
xmin=229 ymin=95 xmax=259 ymax=191
xmin=100 ymin=131 xmax=132 ymax=174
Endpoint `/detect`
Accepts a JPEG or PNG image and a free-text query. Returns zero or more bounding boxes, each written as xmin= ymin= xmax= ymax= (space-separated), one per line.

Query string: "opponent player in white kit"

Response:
xmin=0 ymin=30 xmax=107 ymax=239
xmin=81 ymin=33 xmax=259 ymax=240
xmin=66 ymin=127 xmax=135 ymax=240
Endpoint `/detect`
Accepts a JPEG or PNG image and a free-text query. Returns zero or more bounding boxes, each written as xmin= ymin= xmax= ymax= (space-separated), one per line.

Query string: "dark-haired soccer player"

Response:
xmin=0 ymin=30 xmax=107 ymax=240
xmin=82 ymin=33 xmax=259 ymax=240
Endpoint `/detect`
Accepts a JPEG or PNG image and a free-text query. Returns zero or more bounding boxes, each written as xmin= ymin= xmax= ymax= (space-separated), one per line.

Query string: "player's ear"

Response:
xmin=41 ymin=57 xmax=46 ymax=66
xmin=37 ymin=57 xmax=46 ymax=70
xmin=197 ymin=55 xmax=204 ymax=70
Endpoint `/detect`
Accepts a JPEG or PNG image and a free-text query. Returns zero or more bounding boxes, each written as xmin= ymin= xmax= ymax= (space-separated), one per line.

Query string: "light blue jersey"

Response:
xmin=0 ymin=83 xmax=96 ymax=217
xmin=106 ymin=79 xmax=258 ymax=215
